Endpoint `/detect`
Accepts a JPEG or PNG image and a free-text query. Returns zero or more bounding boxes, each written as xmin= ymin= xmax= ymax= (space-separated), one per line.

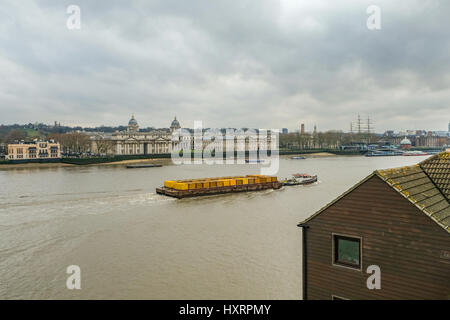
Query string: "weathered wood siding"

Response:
xmin=305 ymin=175 xmax=450 ymax=300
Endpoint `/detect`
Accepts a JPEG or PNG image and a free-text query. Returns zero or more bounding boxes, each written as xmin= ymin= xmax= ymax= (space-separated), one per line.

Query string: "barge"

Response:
xmin=156 ymin=175 xmax=282 ymax=199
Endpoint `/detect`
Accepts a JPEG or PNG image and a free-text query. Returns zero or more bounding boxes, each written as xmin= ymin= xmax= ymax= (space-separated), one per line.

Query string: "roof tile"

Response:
xmin=377 ymin=151 xmax=450 ymax=233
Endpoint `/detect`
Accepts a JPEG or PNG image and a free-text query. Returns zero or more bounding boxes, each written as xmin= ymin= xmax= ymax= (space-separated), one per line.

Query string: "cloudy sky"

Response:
xmin=0 ymin=0 xmax=449 ymax=132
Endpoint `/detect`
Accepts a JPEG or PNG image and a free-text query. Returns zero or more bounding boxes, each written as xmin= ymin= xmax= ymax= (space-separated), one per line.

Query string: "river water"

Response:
xmin=0 ymin=155 xmax=428 ymax=299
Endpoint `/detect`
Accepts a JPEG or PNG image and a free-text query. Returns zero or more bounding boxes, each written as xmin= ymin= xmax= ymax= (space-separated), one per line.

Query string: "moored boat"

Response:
xmin=291 ymin=156 xmax=306 ymax=160
xmin=366 ymin=149 xmax=404 ymax=157
xmin=245 ymin=159 xmax=265 ymax=163
xmin=126 ymin=164 xmax=163 ymax=168
xmin=402 ymin=151 xmax=428 ymax=156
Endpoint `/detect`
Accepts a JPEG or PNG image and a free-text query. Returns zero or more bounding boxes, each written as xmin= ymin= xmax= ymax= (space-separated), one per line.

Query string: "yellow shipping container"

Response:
xmin=173 ymin=183 xmax=188 ymax=190
xmin=164 ymin=175 xmax=278 ymax=190
xmin=238 ymin=178 xmax=249 ymax=185
xmin=221 ymin=180 xmax=230 ymax=187
xmin=164 ymin=180 xmax=176 ymax=188
xmin=189 ymin=183 xmax=198 ymax=190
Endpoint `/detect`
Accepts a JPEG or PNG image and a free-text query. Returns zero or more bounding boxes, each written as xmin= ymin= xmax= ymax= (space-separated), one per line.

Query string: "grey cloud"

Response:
xmin=0 ymin=0 xmax=449 ymax=131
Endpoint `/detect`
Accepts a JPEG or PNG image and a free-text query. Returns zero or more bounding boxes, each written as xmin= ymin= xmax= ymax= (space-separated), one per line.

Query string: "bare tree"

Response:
xmin=50 ymin=132 xmax=90 ymax=155
xmin=94 ymin=136 xmax=114 ymax=155
xmin=5 ymin=129 xmax=26 ymax=143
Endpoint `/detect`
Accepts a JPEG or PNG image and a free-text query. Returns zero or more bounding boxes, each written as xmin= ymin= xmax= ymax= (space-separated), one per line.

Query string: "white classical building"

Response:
xmin=91 ymin=115 xmax=181 ymax=155
xmin=90 ymin=116 xmax=275 ymax=156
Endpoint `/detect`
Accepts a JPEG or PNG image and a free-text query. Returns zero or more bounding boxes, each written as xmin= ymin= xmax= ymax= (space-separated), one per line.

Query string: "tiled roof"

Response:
xmin=420 ymin=151 xmax=450 ymax=199
xmin=377 ymin=158 xmax=450 ymax=233
xmin=299 ymin=151 xmax=450 ymax=234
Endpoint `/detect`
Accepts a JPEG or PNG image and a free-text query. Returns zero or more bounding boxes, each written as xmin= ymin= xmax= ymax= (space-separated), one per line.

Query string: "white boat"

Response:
xmin=281 ymin=174 xmax=317 ymax=186
xmin=402 ymin=151 xmax=428 ymax=156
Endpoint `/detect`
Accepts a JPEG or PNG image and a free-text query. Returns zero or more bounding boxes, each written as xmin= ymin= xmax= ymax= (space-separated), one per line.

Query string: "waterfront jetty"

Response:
xmin=156 ymin=175 xmax=282 ymax=198
xmin=126 ymin=164 xmax=163 ymax=169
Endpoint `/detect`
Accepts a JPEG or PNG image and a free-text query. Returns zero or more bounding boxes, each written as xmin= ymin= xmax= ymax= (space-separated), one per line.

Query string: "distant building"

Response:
xmin=301 ymin=123 xmax=305 ymax=134
xmin=382 ymin=130 xmax=449 ymax=148
xmin=0 ymin=142 xmax=6 ymax=159
xmin=282 ymin=128 xmax=288 ymax=134
xmin=170 ymin=116 xmax=181 ymax=133
xmin=201 ymin=129 xmax=272 ymax=153
xmin=383 ymin=130 xmax=394 ymax=137
xmin=400 ymin=137 xmax=412 ymax=149
xmin=6 ymin=141 xmax=61 ymax=160
xmin=298 ymin=152 xmax=450 ymax=299
xmin=91 ymin=115 xmax=178 ymax=155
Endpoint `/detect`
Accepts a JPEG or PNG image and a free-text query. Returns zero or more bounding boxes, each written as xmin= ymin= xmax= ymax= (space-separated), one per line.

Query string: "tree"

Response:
xmin=50 ymin=132 xmax=91 ymax=155
xmin=94 ymin=136 xmax=114 ymax=155
xmin=5 ymin=129 xmax=26 ymax=143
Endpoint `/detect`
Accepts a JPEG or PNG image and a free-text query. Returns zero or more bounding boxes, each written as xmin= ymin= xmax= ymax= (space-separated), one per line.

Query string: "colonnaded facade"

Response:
xmin=90 ymin=115 xmax=276 ymax=156
xmin=90 ymin=115 xmax=181 ymax=155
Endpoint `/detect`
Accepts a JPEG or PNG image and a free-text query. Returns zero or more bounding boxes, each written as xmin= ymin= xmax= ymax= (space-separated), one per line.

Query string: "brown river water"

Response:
xmin=0 ymin=155 xmax=428 ymax=299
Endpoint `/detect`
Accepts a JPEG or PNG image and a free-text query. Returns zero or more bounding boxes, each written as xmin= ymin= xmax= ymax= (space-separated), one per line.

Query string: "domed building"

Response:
xmin=127 ymin=114 xmax=139 ymax=133
xmin=170 ymin=116 xmax=181 ymax=132
xmin=91 ymin=115 xmax=180 ymax=156
xmin=400 ymin=137 xmax=412 ymax=150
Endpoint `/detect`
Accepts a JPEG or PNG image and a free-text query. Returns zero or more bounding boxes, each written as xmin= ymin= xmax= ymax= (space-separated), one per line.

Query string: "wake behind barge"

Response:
xmin=156 ymin=175 xmax=282 ymax=199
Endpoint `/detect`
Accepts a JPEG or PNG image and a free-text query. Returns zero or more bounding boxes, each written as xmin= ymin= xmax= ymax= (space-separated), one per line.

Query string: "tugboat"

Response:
xmin=245 ymin=159 xmax=265 ymax=163
xmin=281 ymin=173 xmax=317 ymax=186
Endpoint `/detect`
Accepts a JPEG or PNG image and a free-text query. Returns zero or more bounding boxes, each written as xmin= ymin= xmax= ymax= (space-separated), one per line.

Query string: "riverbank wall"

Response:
xmin=0 ymin=149 xmax=362 ymax=166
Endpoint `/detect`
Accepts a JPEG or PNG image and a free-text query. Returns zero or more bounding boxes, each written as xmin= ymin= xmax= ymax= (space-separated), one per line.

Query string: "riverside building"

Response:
xmin=298 ymin=151 xmax=450 ymax=300
xmin=6 ymin=141 xmax=61 ymax=160
xmin=90 ymin=115 xmax=181 ymax=155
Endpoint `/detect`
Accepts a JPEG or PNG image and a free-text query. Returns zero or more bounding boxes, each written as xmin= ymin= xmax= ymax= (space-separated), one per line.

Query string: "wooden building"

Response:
xmin=298 ymin=151 xmax=450 ymax=300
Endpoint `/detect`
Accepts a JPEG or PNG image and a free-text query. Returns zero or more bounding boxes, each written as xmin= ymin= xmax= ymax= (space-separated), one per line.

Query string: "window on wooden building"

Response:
xmin=333 ymin=234 xmax=361 ymax=269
